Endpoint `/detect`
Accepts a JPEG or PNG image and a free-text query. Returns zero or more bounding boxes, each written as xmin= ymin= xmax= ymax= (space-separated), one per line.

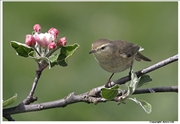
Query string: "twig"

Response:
xmin=3 ymin=114 xmax=15 ymax=121
xmin=23 ymin=61 xmax=48 ymax=105
xmin=133 ymin=86 xmax=178 ymax=94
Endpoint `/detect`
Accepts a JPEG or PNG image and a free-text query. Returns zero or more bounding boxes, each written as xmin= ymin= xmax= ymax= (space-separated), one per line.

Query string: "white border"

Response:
xmin=0 ymin=0 xmax=3 ymax=123
xmin=178 ymin=1 xmax=179 ymax=122
xmin=1 ymin=0 xmax=179 ymax=2
xmin=1 ymin=0 xmax=179 ymax=123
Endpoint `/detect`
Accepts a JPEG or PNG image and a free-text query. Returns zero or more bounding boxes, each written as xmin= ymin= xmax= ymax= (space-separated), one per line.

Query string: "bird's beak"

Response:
xmin=89 ymin=49 xmax=96 ymax=54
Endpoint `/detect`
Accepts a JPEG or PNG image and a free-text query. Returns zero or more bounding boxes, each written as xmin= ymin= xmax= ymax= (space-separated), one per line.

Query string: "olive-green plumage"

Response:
xmin=89 ymin=38 xmax=151 ymax=73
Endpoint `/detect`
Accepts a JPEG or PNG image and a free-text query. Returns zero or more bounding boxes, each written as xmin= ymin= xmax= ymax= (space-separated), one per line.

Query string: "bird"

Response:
xmin=89 ymin=38 xmax=151 ymax=87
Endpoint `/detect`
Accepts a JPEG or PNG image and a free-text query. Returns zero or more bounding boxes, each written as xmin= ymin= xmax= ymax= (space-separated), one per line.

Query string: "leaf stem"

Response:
xmin=32 ymin=46 xmax=41 ymax=57
xmin=46 ymin=46 xmax=61 ymax=57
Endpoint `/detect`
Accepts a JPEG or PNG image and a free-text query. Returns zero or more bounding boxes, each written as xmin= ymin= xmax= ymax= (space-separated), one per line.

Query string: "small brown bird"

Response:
xmin=89 ymin=38 xmax=151 ymax=87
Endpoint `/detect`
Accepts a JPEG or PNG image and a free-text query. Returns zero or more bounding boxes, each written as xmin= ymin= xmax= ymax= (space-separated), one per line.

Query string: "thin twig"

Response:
xmin=3 ymin=114 xmax=15 ymax=121
xmin=23 ymin=61 xmax=48 ymax=105
xmin=133 ymin=86 xmax=178 ymax=94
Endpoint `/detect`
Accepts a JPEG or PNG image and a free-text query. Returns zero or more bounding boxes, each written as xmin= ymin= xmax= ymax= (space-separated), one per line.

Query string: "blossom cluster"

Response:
xmin=25 ymin=24 xmax=67 ymax=50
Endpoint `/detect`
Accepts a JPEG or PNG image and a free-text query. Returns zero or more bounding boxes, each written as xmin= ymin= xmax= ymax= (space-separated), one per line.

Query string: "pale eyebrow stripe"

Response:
xmin=96 ymin=43 xmax=111 ymax=50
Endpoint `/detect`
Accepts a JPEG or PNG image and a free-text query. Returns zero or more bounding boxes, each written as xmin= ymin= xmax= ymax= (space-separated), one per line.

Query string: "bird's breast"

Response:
xmin=94 ymin=53 xmax=134 ymax=73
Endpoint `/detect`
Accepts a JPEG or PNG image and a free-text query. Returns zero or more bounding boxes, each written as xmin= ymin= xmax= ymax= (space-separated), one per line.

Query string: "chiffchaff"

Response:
xmin=89 ymin=38 xmax=151 ymax=87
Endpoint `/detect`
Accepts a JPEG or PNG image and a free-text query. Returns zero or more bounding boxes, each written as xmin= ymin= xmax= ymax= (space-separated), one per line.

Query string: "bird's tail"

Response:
xmin=135 ymin=52 xmax=151 ymax=62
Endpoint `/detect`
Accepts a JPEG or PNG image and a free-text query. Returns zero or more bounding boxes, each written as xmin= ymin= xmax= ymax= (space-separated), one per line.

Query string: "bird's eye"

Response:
xmin=101 ymin=46 xmax=106 ymax=50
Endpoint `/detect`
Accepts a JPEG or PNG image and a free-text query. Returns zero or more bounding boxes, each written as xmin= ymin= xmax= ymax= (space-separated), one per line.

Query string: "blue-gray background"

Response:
xmin=3 ymin=2 xmax=178 ymax=121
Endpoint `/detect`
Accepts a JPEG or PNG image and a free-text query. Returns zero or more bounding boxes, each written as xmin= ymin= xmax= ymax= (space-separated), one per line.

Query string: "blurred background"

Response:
xmin=3 ymin=2 xmax=178 ymax=121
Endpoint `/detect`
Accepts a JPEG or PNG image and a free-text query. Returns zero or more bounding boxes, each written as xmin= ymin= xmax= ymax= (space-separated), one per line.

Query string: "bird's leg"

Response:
xmin=128 ymin=65 xmax=133 ymax=79
xmin=105 ymin=73 xmax=114 ymax=88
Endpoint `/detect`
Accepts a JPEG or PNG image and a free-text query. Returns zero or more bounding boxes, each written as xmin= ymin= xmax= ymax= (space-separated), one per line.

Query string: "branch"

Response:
xmin=133 ymin=86 xmax=178 ymax=94
xmin=3 ymin=54 xmax=178 ymax=120
xmin=3 ymin=86 xmax=178 ymax=117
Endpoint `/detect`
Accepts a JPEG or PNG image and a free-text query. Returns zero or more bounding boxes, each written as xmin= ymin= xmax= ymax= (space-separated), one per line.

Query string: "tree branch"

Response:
xmin=3 ymin=86 xmax=178 ymax=117
xmin=133 ymin=86 xmax=178 ymax=94
xmin=3 ymin=54 xmax=178 ymax=121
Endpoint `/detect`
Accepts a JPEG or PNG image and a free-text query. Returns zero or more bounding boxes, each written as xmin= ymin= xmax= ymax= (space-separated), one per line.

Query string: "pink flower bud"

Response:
xmin=48 ymin=41 xmax=56 ymax=50
xmin=33 ymin=24 xmax=41 ymax=33
xmin=57 ymin=37 xmax=67 ymax=47
xmin=25 ymin=34 xmax=36 ymax=47
xmin=48 ymin=28 xmax=59 ymax=38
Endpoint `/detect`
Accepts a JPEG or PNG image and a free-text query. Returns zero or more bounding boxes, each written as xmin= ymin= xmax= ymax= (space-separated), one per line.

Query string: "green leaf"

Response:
xmin=10 ymin=41 xmax=34 ymax=57
xmin=137 ymin=75 xmax=152 ymax=88
xmin=48 ymin=53 xmax=60 ymax=68
xmin=129 ymin=98 xmax=152 ymax=114
xmin=3 ymin=93 xmax=17 ymax=108
xmin=49 ymin=53 xmax=59 ymax=63
xmin=50 ymin=43 xmax=80 ymax=67
xmin=101 ymin=84 xmax=119 ymax=100
xmin=28 ymin=51 xmax=35 ymax=57
xmin=126 ymin=71 xmax=140 ymax=96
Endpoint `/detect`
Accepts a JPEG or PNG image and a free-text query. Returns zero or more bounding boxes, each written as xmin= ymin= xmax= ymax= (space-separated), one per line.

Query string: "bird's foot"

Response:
xmin=105 ymin=73 xmax=114 ymax=88
xmin=105 ymin=79 xmax=112 ymax=88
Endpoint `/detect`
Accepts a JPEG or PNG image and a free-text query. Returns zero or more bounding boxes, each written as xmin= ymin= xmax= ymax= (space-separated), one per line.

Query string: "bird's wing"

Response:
xmin=115 ymin=40 xmax=140 ymax=58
